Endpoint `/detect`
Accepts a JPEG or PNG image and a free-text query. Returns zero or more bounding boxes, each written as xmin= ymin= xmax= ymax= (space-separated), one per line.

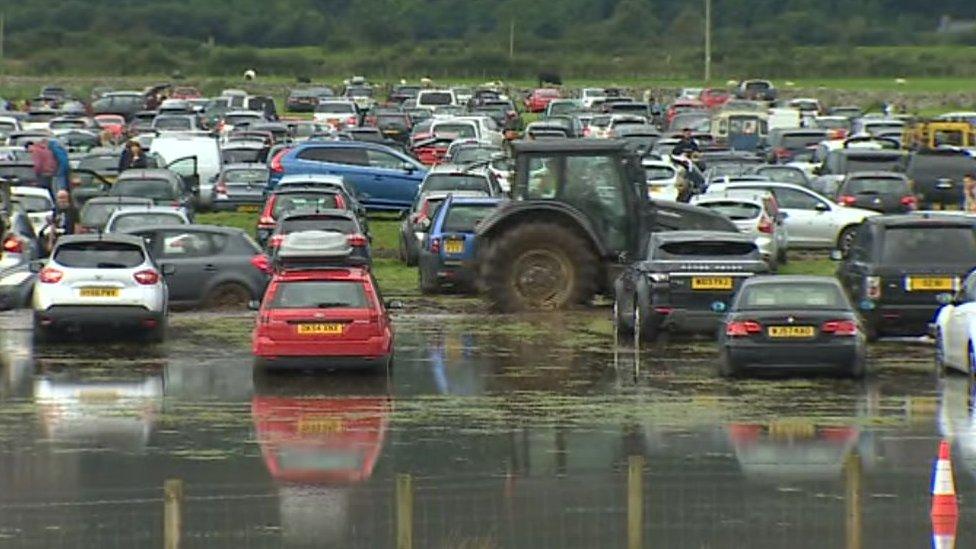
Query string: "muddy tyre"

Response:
xmin=144 ymin=318 xmax=167 ymax=344
xmin=848 ymin=354 xmax=866 ymax=379
xmin=402 ymin=235 xmax=418 ymax=267
xmin=481 ymin=221 xmax=598 ymax=312
xmin=836 ymin=225 xmax=859 ymax=257
xmin=717 ymin=349 xmax=740 ymax=378
xmin=419 ymin=267 xmax=439 ymax=295
xmin=934 ymin=328 xmax=947 ymax=373
xmin=33 ymin=318 xmax=52 ymax=344
xmin=204 ymin=282 xmax=252 ymax=310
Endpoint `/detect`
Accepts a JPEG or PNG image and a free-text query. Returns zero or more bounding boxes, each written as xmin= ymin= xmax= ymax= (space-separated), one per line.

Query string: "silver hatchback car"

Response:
xmin=32 ymin=234 xmax=171 ymax=342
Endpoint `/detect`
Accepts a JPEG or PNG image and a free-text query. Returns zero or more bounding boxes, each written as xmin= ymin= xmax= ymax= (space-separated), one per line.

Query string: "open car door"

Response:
xmin=164 ymin=155 xmax=200 ymax=201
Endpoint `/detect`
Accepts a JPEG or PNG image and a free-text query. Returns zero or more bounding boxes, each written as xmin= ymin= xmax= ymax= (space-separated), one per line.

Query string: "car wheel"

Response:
xmin=777 ymin=247 xmax=788 ymax=265
xmin=613 ymin=283 xmax=634 ymax=337
xmin=836 ymin=225 xmax=859 ymax=256
xmin=404 ymin=236 xmax=418 ymax=267
xmin=863 ymin=319 xmax=879 ymax=343
xmin=145 ymin=319 xmax=167 ymax=344
xmin=204 ymin=283 xmax=251 ymax=310
xmin=717 ymin=349 xmax=739 ymax=378
xmin=634 ymin=290 xmax=659 ymax=347
xmin=419 ymin=267 xmax=439 ymax=295
xmin=32 ymin=317 xmax=52 ymax=344
xmin=848 ymin=353 xmax=867 ymax=379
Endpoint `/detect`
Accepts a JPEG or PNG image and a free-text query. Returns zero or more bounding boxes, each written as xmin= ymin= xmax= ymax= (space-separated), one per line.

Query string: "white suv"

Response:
xmin=32 ymin=234 xmax=170 ymax=342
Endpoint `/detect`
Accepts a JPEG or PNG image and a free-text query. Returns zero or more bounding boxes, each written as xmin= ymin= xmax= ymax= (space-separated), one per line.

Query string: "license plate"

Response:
xmin=236 ymin=204 xmax=260 ymax=213
xmin=296 ymin=323 xmax=343 ymax=335
xmin=767 ymin=325 xmax=815 ymax=338
xmin=691 ymin=277 xmax=733 ymax=290
xmin=297 ymin=416 xmax=344 ymax=435
xmin=79 ymin=287 xmax=120 ymax=298
xmin=907 ymin=276 xmax=953 ymax=291
xmin=78 ymin=390 xmax=120 ymax=403
xmin=444 ymin=240 xmax=464 ymax=254
xmin=768 ymin=420 xmax=815 ymax=440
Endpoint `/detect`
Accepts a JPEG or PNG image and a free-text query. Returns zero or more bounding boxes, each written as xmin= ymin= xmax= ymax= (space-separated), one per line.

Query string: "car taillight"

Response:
xmin=2 ymin=235 xmax=23 ymax=254
xmin=250 ymin=254 xmax=271 ymax=274
xmin=757 ymin=216 xmax=773 ymax=234
xmin=335 ymin=195 xmax=346 ymax=209
xmin=774 ymin=147 xmax=790 ymax=159
xmin=269 ymin=235 xmax=284 ymax=249
xmin=726 ymin=320 xmax=761 ymax=337
xmin=134 ymin=269 xmax=160 ymax=285
xmin=39 ymin=267 xmax=63 ymax=284
xmin=865 ymin=276 xmax=881 ymax=299
xmin=269 ymin=148 xmax=290 ymax=173
xmin=347 ymin=234 xmax=368 ymax=247
xmin=821 ymin=319 xmax=858 ymax=336
xmin=346 ymin=116 xmax=357 ymax=126
xmin=258 ymin=215 xmax=276 ymax=226
xmin=838 ymin=195 xmax=857 ymax=206
xmin=430 ymin=237 xmax=441 ymax=253
xmin=215 ymin=182 xmax=228 ymax=195
xmin=900 ymin=195 xmax=918 ymax=209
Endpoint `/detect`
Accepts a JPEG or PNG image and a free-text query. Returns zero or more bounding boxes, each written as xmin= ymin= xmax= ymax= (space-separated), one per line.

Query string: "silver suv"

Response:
xmin=32 ymin=234 xmax=171 ymax=342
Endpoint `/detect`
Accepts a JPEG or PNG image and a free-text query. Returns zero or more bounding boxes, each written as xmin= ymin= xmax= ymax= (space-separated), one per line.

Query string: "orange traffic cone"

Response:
xmin=931 ymin=514 xmax=958 ymax=549
xmin=931 ymin=440 xmax=958 ymax=518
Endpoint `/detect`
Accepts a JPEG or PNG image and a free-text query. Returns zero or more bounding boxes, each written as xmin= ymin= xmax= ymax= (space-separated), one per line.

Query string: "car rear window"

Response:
xmin=433 ymin=124 xmax=476 ymax=139
xmin=54 ymin=241 xmax=145 ymax=268
xmin=155 ymin=117 xmax=192 ymax=130
xmin=280 ymin=217 xmax=356 ymax=234
xmin=442 ymin=204 xmax=496 ymax=232
xmin=113 ymin=179 xmax=177 ymax=201
xmin=698 ymin=201 xmax=761 ymax=220
xmin=112 ymin=213 xmax=184 ymax=231
xmin=315 ymin=102 xmax=356 ymax=113
xmin=423 ymin=174 xmax=489 ymax=193
xmin=454 ymin=147 xmax=500 ymax=164
xmin=222 ymin=148 xmax=264 ymax=164
xmin=780 ymin=133 xmax=825 ymax=149
xmin=377 ymin=114 xmax=409 ymax=125
xmin=419 ymin=92 xmax=454 ymax=106
xmin=224 ymin=169 xmax=268 ymax=185
xmin=225 ymin=114 xmax=261 ymax=126
xmin=738 ymin=283 xmax=846 ymax=310
xmin=907 ymin=154 xmax=976 ymax=178
xmin=881 ymin=226 xmax=976 ymax=264
xmin=272 ymin=194 xmax=340 ymax=217
xmin=756 ymin=167 xmax=805 ymax=185
xmin=81 ymin=202 xmax=142 ymax=227
xmin=843 ymin=154 xmax=905 ymax=173
xmin=270 ymin=281 xmax=368 ymax=309
xmin=79 ymin=155 xmax=119 ymax=172
xmin=657 ymin=240 xmax=757 ymax=257
xmin=14 ymin=194 xmax=52 ymax=212
xmin=845 ymin=177 xmax=909 ymax=194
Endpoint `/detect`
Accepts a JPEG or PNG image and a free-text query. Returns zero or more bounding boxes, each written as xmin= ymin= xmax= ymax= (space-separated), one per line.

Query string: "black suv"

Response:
xmin=905 ymin=149 xmax=976 ymax=209
xmin=836 ymin=214 xmax=976 ymax=339
xmin=613 ymin=231 xmax=768 ymax=344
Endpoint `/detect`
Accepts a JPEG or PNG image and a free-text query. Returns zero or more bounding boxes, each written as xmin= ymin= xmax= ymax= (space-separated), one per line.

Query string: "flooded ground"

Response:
xmin=0 ymin=309 xmax=973 ymax=548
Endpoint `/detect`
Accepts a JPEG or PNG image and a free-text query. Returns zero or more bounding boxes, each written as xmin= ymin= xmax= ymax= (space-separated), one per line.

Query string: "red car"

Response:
xmin=411 ymin=136 xmax=452 ymax=166
xmin=251 ymin=266 xmax=394 ymax=369
xmin=171 ymin=86 xmax=202 ymax=100
xmin=665 ymin=99 xmax=706 ymax=126
xmin=524 ymin=88 xmax=560 ymax=113
xmin=94 ymin=114 xmax=126 ymax=140
xmin=699 ymin=88 xmax=731 ymax=109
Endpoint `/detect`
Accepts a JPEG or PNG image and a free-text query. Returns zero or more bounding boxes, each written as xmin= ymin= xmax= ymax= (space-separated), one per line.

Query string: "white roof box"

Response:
xmin=278 ymin=230 xmax=350 ymax=260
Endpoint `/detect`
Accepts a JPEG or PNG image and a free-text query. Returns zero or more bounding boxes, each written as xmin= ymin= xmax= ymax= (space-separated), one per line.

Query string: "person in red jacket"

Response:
xmin=29 ymin=140 xmax=57 ymax=192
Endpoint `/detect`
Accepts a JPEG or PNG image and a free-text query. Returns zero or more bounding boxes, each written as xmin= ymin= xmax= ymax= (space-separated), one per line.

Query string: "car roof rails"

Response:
xmin=273 ymin=230 xmax=369 ymax=271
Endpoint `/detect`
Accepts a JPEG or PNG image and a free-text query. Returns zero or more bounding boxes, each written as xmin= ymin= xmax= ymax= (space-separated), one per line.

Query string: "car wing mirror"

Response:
xmin=400 ymin=162 xmax=416 ymax=173
xmin=160 ymin=263 xmax=176 ymax=275
xmin=247 ymin=299 xmax=261 ymax=311
xmin=385 ymin=299 xmax=404 ymax=310
xmin=815 ymin=202 xmax=830 ymax=212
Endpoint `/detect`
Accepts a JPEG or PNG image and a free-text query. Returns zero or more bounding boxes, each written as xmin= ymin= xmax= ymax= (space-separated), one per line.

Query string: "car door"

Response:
xmin=364 ymin=148 xmax=424 ymax=209
xmin=165 ymin=156 xmax=200 ymax=199
xmin=767 ymin=187 xmax=830 ymax=247
xmin=293 ymin=146 xmax=373 ymax=202
xmin=838 ymin=227 xmax=871 ymax=299
xmin=155 ymin=229 xmax=221 ymax=305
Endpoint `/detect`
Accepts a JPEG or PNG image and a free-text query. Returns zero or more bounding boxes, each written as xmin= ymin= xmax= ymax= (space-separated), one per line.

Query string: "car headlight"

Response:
xmin=648 ymin=273 xmax=670 ymax=283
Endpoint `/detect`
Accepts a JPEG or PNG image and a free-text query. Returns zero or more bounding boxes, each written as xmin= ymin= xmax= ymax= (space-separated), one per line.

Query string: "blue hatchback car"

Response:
xmin=269 ymin=141 xmax=427 ymax=211
xmin=418 ymin=196 xmax=504 ymax=293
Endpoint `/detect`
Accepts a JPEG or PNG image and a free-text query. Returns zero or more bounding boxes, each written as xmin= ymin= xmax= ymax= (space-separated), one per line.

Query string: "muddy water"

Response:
xmin=0 ymin=310 xmax=973 ymax=548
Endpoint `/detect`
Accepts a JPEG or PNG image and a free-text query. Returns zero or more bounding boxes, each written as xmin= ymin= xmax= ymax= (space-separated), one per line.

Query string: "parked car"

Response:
xmin=705 ymin=181 xmax=877 ymax=253
xmin=735 ymin=80 xmax=777 ymax=101
xmin=109 ymin=169 xmax=195 ymax=220
xmin=312 ymin=101 xmax=359 ymax=128
xmin=10 ymin=186 xmax=53 ymax=234
xmin=31 ymin=233 xmax=170 ymax=341
xmin=268 ymin=210 xmax=370 ymax=264
xmin=286 ymin=89 xmax=321 ymax=113
xmin=834 ymin=172 xmax=916 ymax=214
xmin=932 ymin=269 xmax=976 ymax=375
xmin=416 ymin=89 xmax=458 ymax=111
xmin=836 ymin=214 xmax=976 ymax=339
xmin=642 ymin=159 xmax=681 ymax=201
xmin=717 ymin=275 xmax=865 ymax=377
xmin=418 ymin=196 xmax=503 ymax=293
xmin=213 ymin=164 xmax=269 ymax=212
xmin=152 ymin=114 xmax=201 ymax=133
xmin=525 ymin=89 xmax=560 ymax=113
xmin=124 ymin=224 xmax=268 ymax=309
xmin=104 ymin=206 xmax=189 ymax=233
xmin=751 ymin=165 xmax=811 ymax=188
xmin=91 ymin=92 xmax=145 ymax=121
xmin=271 ymin=141 xmax=426 ymax=211
xmin=692 ymin=190 xmax=788 ymax=269
xmin=613 ymin=230 xmax=767 ymax=344
xmin=78 ymin=196 xmax=154 ymax=233
xmin=256 ymin=188 xmax=347 ymax=247
xmin=221 ymin=141 xmax=268 ymax=164
xmin=399 ymin=189 xmax=490 ymax=267
xmin=905 ymin=149 xmax=976 ymax=209
xmin=251 ymin=236 xmax=394 ymax=370
xmin=766 ymin=129 xmax=828 ymax=164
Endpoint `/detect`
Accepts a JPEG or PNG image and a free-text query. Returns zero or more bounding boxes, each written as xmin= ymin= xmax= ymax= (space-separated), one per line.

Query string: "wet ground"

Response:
xmin=0 ymin=309 xmax=973 ymax=548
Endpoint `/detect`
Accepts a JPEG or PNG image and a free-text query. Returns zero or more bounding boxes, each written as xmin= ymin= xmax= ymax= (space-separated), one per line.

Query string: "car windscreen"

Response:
xmin=645 ymin=167 xmax=675 ymax=181
xmin=272 ymin=194 xmax=340 ymax=217
xmin=49 ymin=120 xmax=87 ymax=130
xmin=377 ymin=114 xmax=409 ymax=126
xmin=222 ymin=149 xmax=264 ymax=164
xmin=780 ymin=133 xmax=826 ymax=149
xmin=315 ymin=102 xmax=356 ymax=113
xmin=423 ymin=174 xmax=489 ymax=193
xmin=756 ymin=167 xmax=805 ymax=185
xmin=270 ymin=281 xmax=368 ymax=309
xmin=224 ymin=168 xmax=269 ymax=185
xmin=154 ymin=117 xmax=192 ymax=130
xmin=442 ymin=204 xmax=497 ymax=232
xmin=845 ymin=177 xmax=909 ymax=194
xmin=454 ymin=147 xmax=500 ymax=164
xmin=419 ymin=92 xmax=453 ymax=106
xmin=346 ymin=86 xmax=373 ymax=98
xmin=697 ymin=201 xmax=761 ymax=220
xmin=13 ymin=194 xmax=52 ymax=212
xmin=81 ymin=203 xmax=133 ymax=227
xmin=112 ymin=213 xmax=184 ymax=231
xmin=79 ymin=155 xmax=120 ymax=172
xmin=745 ymin=82 xmax=770 ymax=91
xmin=432 ymin=124 xmax=476 ymax=139
xmin=881 ymin=226 xmax=976 ymax=264
xmin=54 ymin=241 xmax=145 ymax=268
xmin=280 ymin=218 xmax=356 ymax=234
xmin=843 ymin=155 xmax=904 ymax=173
xmin=657 ymin=240 xmax=757 ymax=257
xmin=737 ymin=282 xmax=846 ymax=310
xmin=548 ymin=103 xmax=579 ymax=115
xmin=225 ymin=114 xmax=261 ymax=126
xmin=112 ymin=179 xmax=177 ymax=201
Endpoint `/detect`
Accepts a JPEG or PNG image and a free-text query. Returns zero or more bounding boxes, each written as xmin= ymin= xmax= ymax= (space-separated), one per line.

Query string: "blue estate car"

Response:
xmin=418 ymin=196 xmax=504 ymax=293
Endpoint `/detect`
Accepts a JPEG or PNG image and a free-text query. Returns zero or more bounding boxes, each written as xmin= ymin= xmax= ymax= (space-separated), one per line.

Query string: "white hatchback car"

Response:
xmin=104 ymin=206 xmax=189 ymax=233
xmin=642 ymin=159 xmax=680 ymax=201
xmin=692 ymin=190 xmax=789 ymax=269
xmin=32 ymin=234 xmax=170 ymax=342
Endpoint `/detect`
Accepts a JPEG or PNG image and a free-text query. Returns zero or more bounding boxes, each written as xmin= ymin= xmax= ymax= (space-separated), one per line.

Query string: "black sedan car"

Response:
xmin=614 ymin=231 xmax=768 ymax=344
xmin=834 ymin=172 xmax=916 ymax=214
xmin=717 ymin=275 xmax=866 ymax=378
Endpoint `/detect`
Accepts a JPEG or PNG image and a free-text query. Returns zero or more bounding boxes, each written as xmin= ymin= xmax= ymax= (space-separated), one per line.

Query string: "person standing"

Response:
xmin=118 ymin=141 xmax=148 ymax=171
xmin=671 ymin=128 xmax=700 ymax=157
xmin=43 ymin=190 xmax=79 ymax=253
xmin=47 ymin=139 xmax=71 ymax=192
xmin=29 ymin=141 xmax=57 ymax=192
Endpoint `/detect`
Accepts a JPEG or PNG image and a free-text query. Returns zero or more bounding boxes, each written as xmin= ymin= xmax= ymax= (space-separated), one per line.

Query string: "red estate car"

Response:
xmin=524 ymin=88 xmax=560 ymax=113
xmin=251 ymin=265 xmax=394 ymax=370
